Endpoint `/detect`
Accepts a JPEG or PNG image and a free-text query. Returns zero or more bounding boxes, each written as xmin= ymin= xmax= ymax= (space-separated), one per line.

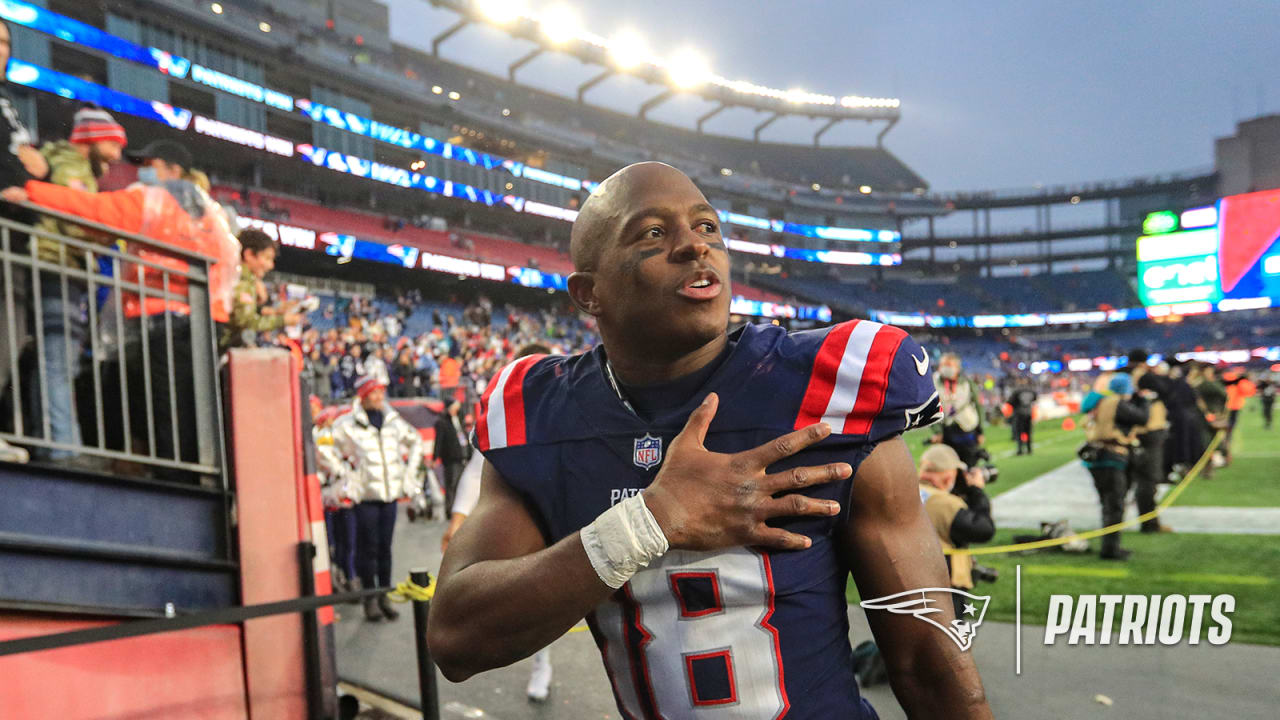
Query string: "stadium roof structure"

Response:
xmin=424 ymin=0 xmax=902 ymax=145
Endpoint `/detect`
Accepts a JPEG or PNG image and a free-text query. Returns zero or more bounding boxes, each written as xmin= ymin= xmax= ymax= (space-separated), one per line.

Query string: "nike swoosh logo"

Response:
xmin=913 ymin=350 xmax=929 ymax=376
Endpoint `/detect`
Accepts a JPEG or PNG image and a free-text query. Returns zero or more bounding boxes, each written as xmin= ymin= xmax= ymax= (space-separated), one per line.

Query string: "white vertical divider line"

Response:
xmin=1016 ymin=564 xmax=1022 ymax=676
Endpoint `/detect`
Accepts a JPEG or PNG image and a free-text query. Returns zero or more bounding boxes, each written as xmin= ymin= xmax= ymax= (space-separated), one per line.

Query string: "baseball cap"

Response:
xmin=126 ymin=139 xmax=192 ymax=170
xmin=921 ymin=444 xmax=967 ymax=473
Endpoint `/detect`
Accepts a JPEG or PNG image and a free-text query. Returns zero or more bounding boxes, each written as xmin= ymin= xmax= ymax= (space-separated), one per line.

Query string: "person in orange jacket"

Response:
xmin=1222 ymin=369 xmax=1257 ymax=463
xmin=1 ymin=139 xmax=239 ymax=474
xmin=1 ymin=141 xmax=237 ymax=323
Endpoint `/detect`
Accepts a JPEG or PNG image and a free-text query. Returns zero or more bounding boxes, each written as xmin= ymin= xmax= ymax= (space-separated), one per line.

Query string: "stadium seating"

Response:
xmin=229 ymin=187 xmax=794 ymax=304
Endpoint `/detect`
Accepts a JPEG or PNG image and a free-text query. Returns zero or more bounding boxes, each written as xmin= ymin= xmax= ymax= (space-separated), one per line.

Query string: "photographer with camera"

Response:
xmin=918 ymin=444 xmax=996 ymax=616
xmin=1124 ymin=350 xmax=1172 ymax=534
xmin=933 ymin=353 xmax=988 ymax=485
xmin=1081 ymin=373 xmax=1149 ymax=560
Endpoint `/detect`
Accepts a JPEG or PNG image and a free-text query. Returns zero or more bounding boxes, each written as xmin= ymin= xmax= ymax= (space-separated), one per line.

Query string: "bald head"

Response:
xmin=570 ymin=162 xmax=710 ymax=271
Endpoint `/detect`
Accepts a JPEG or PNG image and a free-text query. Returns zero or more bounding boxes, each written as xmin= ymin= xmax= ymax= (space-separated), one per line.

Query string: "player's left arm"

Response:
xmin=839 ymin=437 xmax=991 ymax=719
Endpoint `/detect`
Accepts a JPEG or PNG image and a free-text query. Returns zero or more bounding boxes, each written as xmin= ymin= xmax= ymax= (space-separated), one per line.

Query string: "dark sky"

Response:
xmin=385 ymin=0 xmax=1280 ymax=193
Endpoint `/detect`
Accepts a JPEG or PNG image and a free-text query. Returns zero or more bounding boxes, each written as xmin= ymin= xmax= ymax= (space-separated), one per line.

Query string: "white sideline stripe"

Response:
xmin=484 ymin=360 xmax=521 ymax=450
xmin=821 ymin=320 xmax=882 ymax=427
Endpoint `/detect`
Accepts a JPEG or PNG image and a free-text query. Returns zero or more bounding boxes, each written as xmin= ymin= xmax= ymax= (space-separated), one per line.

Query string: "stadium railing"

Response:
xmin=0 ymin=203 xmax=226 ymax=484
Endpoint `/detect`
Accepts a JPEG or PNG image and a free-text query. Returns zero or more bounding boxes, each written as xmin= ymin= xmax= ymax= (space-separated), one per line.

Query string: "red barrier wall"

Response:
xmin=0 ymin=615 xmax=246 ymax=719
xmin=228 ymin=348 xmax=308 ymax=720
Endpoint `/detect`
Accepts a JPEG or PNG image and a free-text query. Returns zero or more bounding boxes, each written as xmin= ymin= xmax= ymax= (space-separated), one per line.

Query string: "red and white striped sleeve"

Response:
xmin=794 ymin=320 xmax=941 ymax=441
xmin=474 ymin=354 xmax=546 ymax=452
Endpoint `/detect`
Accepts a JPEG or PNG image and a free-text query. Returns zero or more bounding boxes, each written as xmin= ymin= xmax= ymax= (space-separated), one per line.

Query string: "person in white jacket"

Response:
xmin=313 ymin=400 xmax=357 ymax=593
xmin=332 ymin=375 xmax=423 ymax=621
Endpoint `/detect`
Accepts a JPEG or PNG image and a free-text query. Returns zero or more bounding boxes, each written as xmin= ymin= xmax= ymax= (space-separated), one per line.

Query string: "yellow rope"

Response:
xmin=386 ymin=575 xmax=436 ymax=603
xmin=944 ymin=431 xmax=1224 ymax=557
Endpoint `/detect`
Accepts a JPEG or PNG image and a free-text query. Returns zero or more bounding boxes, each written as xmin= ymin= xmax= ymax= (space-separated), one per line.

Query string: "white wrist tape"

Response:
xmin=580 ymin=493 xmax=670 ymax=589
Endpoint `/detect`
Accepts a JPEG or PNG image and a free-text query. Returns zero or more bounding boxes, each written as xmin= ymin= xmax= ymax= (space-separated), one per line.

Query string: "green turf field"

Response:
xmin=903 ymin=415 xmax=1081 ymax=497
xmin=847 ymin=529 xmax=1280 ymax=646
xmin=1177 ymin=407 xmax=1280 ymax=508
xmin=872 ymin=399 xmax=1280 ymax=646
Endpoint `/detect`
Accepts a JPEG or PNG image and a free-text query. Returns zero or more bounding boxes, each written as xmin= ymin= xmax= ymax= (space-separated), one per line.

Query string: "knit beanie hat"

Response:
xmin=70 ymin=107 xmax=127 ymax=146
xmin=355 ymin=374 xmax=386 ymax=399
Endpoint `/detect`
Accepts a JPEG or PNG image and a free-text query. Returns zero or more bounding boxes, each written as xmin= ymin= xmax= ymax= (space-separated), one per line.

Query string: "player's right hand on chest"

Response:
xmin=642 ymin=392 xmax=850 ymax=553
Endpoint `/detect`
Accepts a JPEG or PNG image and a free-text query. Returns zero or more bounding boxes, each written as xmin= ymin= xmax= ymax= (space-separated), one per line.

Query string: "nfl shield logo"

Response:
xmin=633 ymin=434 xmax=663 ymax=470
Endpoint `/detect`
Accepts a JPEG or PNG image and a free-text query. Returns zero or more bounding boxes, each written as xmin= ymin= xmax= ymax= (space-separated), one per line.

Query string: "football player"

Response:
xmin=429 ymin=162 xmax=991 ymax=719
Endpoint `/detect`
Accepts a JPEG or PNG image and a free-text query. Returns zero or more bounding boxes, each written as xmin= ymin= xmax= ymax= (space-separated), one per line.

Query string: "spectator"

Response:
xmin=389 ymin=347 xmax=415 ymax=398
xmin=328 ymin=354 xmax=347 ymax=400
xmin=0 ymin=18 xmax=49 ymax=464
xmin=23 ymin=107 xmax=126 ymax=462
xmin=313 ymin=397 xmax=357 ymax=593
xmin=432 ymin=399 xmax=467 ymax=516
xmin=306 ymin=349 xmax=333 ymax=401
xmin=332 ymin=375 xmax=423 ymax=622
xmin=220 ymin=228 xmax=301 ymax=350
xmin=437 ymin=352 xmax=461 ymax=393
xmin=3 ymin=138 xmax=236 ymax=475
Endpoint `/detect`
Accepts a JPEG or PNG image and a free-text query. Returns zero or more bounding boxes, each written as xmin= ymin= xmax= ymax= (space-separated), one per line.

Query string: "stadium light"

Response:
xmin=539 ymin=5 xmax=580 ymax=46
xmin=428 ymin=0 xmax=900 ymax=122
xmin=785 ymin=88 xmax=810 ymax=105
xmin=608 ymin=31 xmax=649 ymax=71
xmin=666 ymin=49 xmax=711 ymax=90
xmin=476 ymin=0 xmax=526 ymax=25
xmin=859 ymin=185 xmax=872 ymax=194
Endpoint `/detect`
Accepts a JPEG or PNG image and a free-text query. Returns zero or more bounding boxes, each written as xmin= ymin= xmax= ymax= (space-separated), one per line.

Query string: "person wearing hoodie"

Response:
xmin=1082 ymin=373 xmax=1150 ymax=560
xmin=331 ymin=375 xmax=424 ymax=621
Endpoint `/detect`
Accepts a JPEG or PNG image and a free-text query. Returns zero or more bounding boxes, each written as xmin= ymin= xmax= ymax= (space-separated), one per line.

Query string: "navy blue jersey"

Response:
xmin=475 ymin=320 xmax=941 ymax=720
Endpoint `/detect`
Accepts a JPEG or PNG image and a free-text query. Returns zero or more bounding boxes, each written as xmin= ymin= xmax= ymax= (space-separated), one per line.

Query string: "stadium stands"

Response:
xmin=752 ymin=268 xmax=1143 ymax=317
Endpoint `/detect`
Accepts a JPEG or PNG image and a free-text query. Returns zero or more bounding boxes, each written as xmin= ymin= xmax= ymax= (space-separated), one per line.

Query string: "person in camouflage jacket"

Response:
xmin=219 ymin=228 xmax=302 ymax=350
xmin=27 ymin=107 xmax=125 ymax=461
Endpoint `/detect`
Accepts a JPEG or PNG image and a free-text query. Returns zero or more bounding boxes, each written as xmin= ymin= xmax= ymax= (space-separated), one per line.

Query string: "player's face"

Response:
xmin=591 ymin=174 xmax=732 ymax=354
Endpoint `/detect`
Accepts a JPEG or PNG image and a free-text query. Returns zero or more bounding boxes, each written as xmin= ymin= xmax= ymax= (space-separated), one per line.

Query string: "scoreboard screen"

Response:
xmin=1137 ymin=188 xmax=1280 ymax=307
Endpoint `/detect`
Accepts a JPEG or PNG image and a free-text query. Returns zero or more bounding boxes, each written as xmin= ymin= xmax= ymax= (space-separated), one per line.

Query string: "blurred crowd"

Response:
xmin=283 ymin=293 xmax=597 ymax=406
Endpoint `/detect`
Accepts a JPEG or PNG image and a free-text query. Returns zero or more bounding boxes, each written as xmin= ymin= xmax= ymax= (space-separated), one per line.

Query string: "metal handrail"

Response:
xmin=0 ymin=202 xmax=227 ymax=482
xmin=3 ymin=200 xmax=221 ymax=266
